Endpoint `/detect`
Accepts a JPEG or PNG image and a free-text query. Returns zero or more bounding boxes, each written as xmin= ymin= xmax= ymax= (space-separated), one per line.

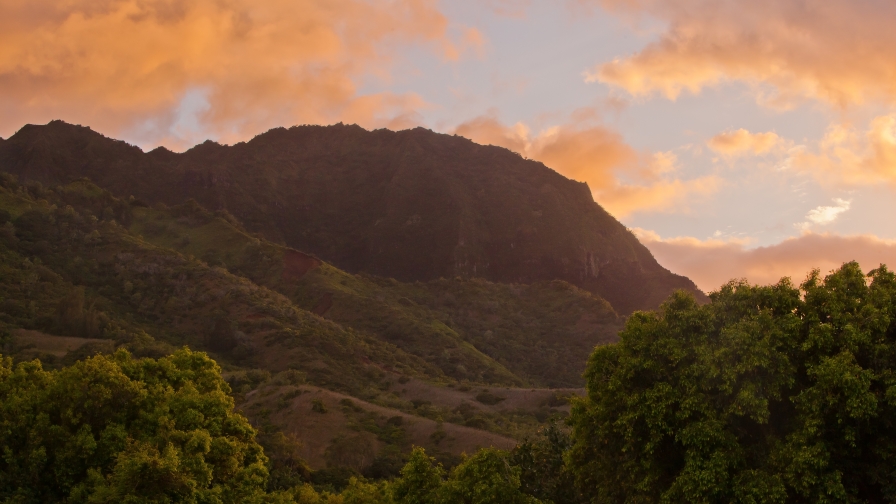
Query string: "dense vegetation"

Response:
xmin=0 ymin=174 xmax=441 ymax=393
xmin=127 ymin=200 xmax=620 ymax=387
xmin=0 ymin=349 xmax=268 ymax=503
xmin=0 ymin=120 xmax=704 ymax=314
xmin=0 ymin=172 xmax=618 ymax=387
xmin=569 ymin=262 xmax=896 ymax=503
xmin=11 ymin=260 xmax=896 ymax=504
xmin=0 ymin=350 xmax=543 ymax=503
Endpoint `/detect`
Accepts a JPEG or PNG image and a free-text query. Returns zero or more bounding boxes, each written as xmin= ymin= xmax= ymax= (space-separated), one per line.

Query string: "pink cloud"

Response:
xmin=454 ymin=113 xmax=718 ymax=217
xmin=636 ymin=229 xmax=896 ymax=292
xmin=579 ymin=0 xmax=896 ymax=108
xmin=0 ymin=0 xmax=477 ymax=149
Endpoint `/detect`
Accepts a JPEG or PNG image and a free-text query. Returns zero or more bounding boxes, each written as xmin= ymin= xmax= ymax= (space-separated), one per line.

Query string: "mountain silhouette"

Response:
xmin=0 ymin=120 xmax=706 ymax=313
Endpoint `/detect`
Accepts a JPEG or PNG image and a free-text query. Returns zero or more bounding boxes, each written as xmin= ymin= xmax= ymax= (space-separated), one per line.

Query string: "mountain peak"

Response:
xmin=0 ymin=121 xmax=705 ymax=313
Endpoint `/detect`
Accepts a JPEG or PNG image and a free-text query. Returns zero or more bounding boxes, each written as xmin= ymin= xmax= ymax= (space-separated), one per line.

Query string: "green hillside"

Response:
xmin=0 ymin=175 xmax=442 ymax=395
xmin=0 ymin=171 xmax=622 ymax=488
xmin=0 ymin=172 xmax=617 ymax=403
xmin=126 ymin=198 xmax=620 ymax=387
xmin=0 ymin=120 xmax=706 ymax=314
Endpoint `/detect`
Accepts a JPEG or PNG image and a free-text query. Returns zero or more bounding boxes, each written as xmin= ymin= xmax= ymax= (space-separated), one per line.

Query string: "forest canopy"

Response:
xmin=569 ymin=262 xmax=896 ymax=503
xmin=0 ymin=349 xmax=542 ymax=503
xmin=0 ymin=348 xmax=270 ymax=503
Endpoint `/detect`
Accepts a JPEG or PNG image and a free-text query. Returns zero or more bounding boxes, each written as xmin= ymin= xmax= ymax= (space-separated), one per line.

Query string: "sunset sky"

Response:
xmin=4 ymin=0 xmax=896 ymax=292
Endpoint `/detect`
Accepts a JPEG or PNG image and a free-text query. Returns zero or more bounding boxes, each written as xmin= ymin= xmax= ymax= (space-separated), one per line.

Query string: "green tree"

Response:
xmin=391 ymin=447 xmax=443 ymax=504
xmin=0 ymin=348 xmax=270 ymax=503
xmin=510 ymin=421 xmax=585 ymax=504
xmin=437 ymin=448 xmax=540 ymax=504
xmin=568 ymin=262 xmax=896 ymax=503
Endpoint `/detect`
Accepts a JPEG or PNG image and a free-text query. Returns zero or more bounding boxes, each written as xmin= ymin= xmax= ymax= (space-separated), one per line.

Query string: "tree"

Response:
xmin=510 ymin=421 xmax=585 ymax=504
xmin=391 ymin=446 xmax=541 ymax=504
xmin=437 ymin=448 xmax=540 ymax=504
xmin=568 ymin=262 xmax=896 ymax=503
xmin=391 ymin=447 xmax=443 ymax=504
xmin=0 ymin=348 xmax=270 ymax=503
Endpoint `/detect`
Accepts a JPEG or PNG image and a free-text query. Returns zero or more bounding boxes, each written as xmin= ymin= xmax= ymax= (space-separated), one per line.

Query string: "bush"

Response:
xmin=0 ymin=348 xmax=269 ymax=503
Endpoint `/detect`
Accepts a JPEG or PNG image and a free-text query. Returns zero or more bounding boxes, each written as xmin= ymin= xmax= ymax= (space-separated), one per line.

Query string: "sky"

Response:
xmin=3 ymin=0 xmax=896 ymax=293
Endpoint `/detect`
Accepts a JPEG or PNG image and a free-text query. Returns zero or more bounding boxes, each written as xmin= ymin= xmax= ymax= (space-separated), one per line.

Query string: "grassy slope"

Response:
xmin=0 ymin=178 xmax=441 ymax=395
xmin=0 ymin=174 xmax=623 ymax=475
xmin=127 ymin=199 xmax=621 ymax=388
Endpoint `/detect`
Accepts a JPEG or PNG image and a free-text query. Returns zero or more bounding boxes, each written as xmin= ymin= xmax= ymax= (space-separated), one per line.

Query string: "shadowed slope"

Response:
xmin=0 ymin=120 xmax=706 ymax=313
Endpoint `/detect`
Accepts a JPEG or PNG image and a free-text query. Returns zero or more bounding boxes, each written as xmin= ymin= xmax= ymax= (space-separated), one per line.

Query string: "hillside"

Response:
xmin=0 ymin=120 xmax=706 ymax=314
xmin=0 ymin=174 xmax=621 ymax=386
xmin=0 ymin=176 xmax=440 ymax=394
xmin=0 ymin=174 xmax=619 ymax=473
xmin=126 ymin=199 xmax=621 ymax=387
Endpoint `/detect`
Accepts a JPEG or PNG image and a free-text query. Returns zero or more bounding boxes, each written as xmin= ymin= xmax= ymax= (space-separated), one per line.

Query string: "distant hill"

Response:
xmin=0 ymin=120 xmax=706 ymax=313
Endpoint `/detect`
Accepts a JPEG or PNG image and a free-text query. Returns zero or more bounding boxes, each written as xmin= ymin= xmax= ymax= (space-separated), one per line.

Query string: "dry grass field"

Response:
xmin=12 ymin=329 xmax=114 ymax=359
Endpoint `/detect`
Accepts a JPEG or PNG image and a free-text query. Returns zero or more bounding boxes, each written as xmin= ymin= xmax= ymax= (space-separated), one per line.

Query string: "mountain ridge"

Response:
xmin=0 ymin=120 xmax=706 ymax=313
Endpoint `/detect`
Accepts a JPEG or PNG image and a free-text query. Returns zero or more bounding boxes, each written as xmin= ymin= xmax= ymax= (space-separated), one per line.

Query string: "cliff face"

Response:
xmin=0 ymin=120 xmax=705 ymax=313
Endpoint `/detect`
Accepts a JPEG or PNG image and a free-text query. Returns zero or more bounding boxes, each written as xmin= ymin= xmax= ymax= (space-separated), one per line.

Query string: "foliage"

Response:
xmin=569 ymin=262 xmax=896 ymax=503
xmin=437 ymin=448 xmax=540 ymax=504
xmin=391 ymin=448 xmax=443 ymax=504
xmin=0 ymin=348 xmax=269 ymax=503
xmin=0 ymin=175 xmax=582 ymax=467
xmin=391 ymin=447 xmax=541 ymax=504
xmin=510 ymin=421 xmax=585 ymax=504
xmin=0 ymin=171 xmax=619 ymax=392
xmin=0 ymin=349 xmax=544 ymax=504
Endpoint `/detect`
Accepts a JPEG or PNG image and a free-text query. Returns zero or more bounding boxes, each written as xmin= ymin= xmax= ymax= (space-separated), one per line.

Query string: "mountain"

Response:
xmin=0 ymin=175 xmax=619 ymax=386
xmin=0 ymin=172 xmax=608 ymax=474
xmin=0 ymin=120 xmax=705 ymax=314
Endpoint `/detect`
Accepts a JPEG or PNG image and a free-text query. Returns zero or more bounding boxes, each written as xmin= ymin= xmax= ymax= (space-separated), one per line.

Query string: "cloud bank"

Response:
xmin=454 ymin=113 xmax=718 ymax=217
xmin=636 ymin=229 xmax=896 ymax=293
xmin=0 ymin=0 xmax=476 ymax=148
xmin=582 ymin=0 xmax=896 ymax=108
xmin=793 ymin=115 xmax=896 ymax=187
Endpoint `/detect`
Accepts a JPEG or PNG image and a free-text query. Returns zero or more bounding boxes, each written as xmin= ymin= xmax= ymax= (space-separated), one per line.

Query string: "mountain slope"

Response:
xmin=0 ymin=173 xmax=614 ymax=472
xmin=126 ymin=199 xmax=621 ymax=387
xmin=0 ymin=120 xmax=705 ymax=313
xmin=0 ymin=176 xmax=443 ymax=393
xmin=0 ymin=175 xmax=620 ymax=389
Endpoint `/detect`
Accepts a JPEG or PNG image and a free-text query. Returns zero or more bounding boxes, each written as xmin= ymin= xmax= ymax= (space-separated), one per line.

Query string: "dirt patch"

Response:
xmin=240 ymin=384 xmax=517 ymax=469
xmin=281 ymin=249 xmax=321 ymax=282
xmin=311 ymin=293 xmax=333 ymax=316
xmin=13 ymin=329 xmax=114 ymax=357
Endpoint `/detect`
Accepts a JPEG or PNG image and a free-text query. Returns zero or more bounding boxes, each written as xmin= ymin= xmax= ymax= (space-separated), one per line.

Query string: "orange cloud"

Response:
xmin=454 ymin=114 xmax=719 ymax=216
xmin=580 ymin=0 xmax=896 ymax=108
xmin=707 ymin=129 xmax=780 ymax=156
xmin=482 ymin=0 xmax=532 ymax=18
xmin=635 ymin=229 xmax=896 ymax=292
xmin=0 ymin=0 xmax=474 ymax=148
xmin=792 ymin=115 xmax=896 ymax=187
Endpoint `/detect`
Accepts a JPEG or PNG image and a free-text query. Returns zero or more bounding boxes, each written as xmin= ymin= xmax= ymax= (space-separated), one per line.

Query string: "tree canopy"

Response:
xmin=10 ymin=260 xmax=896 ymax=503
xmin=568 ymin=262 xmax=896 ymax=503
xmin=0 ymin=349 xmax=543 ymax=504
xmin=0 ymin=348 xmax=269 ymax=503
